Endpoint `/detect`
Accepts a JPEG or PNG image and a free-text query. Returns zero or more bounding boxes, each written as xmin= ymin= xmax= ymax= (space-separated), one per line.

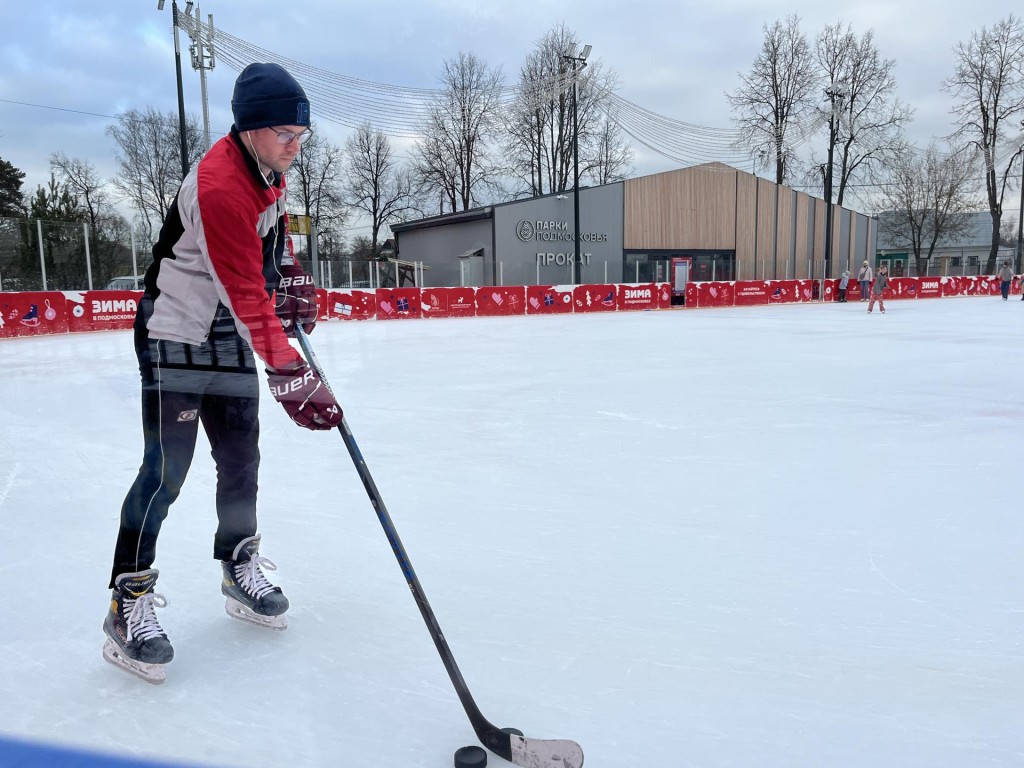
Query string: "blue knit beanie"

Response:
xmin=231 ymin=63 xmax=310 ymax=131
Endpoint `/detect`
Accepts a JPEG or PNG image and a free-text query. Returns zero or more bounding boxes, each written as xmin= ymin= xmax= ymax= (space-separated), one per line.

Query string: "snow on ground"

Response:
xmin=0 ymin=297 xmax=1021 ymax=767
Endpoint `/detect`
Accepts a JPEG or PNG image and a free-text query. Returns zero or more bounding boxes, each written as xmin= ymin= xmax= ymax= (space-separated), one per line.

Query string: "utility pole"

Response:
xmin=157 ymin=0 xmax=191 ymax=178
xmin=822 ymin=82 xmax=848 ymax=296
xmin=188 ymin=5 xmax=216 ymax=152
xmin=1017 ymin=119 xmax=1024 ymax=274
xmin=562 ymin=44 xmax=591 ymax=284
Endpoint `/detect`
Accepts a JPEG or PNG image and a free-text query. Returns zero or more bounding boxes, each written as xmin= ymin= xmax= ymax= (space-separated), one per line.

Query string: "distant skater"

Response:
xmin=867 ymin=264 xmax=889 ymax=313
xmin=838 ymin=270 xmax=850 ymax=302
xmin=998 ymin=261 xmax=1013 ymax=300
xmin=858 ymin=261 xmax=873 ymax=301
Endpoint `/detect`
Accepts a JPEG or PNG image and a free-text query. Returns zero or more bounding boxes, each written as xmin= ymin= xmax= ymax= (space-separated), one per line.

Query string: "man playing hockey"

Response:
xmin=103 ymin=63 xmax=342 ymax=684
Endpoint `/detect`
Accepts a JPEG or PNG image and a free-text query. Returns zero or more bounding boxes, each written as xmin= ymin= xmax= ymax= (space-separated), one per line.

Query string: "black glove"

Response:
xmin=267 ymin=364 xmax=343 ymax=430
xmin=274 ymin=264 xmax=318 ymax=336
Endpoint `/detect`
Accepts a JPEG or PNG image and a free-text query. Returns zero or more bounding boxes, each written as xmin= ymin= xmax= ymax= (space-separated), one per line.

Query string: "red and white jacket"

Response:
xmin=145 ymin=130 xmax=304 ymax=373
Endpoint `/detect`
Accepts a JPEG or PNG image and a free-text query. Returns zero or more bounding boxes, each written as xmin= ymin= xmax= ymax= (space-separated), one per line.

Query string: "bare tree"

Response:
xmin=944 ymin=15 xmax=1024 ymax=272
xmin=287 ymin=124 xmax=348 ymax=264
xmin=590 ymin=114 xmax=634 ymax=185
xmin=49 ymin=152 xmax=134 ymax=285
xmin=816 ymin=23 xmax=913 ymax=207
xmin=875 ymin=142 xmax=978 ymax=273
xmin=106 ymin=107 xmax=203 ymax=241
xmin=343 ymin=124 xmax=415 ymax=257
xmin=49 ymin=153 xmax=113 ymax=235
xmin=505 ymin=25 xmax=574 ymax=196
xmin=727 ymin=15 xmax=817 ymax=184
xmin=412 ymin=52 xmax=505 ymax=212
xmin=504 ymin=25 xmax=630 ymax=197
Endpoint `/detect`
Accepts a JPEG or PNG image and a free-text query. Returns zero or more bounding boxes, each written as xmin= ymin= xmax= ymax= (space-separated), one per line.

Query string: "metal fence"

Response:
xmin=0 ymin=216 xmax=422 ymax=293
xmin=0 ymin=216 xmax=150 ymax=292
xmin=1 ymin=215 xmax=1013 ymax=293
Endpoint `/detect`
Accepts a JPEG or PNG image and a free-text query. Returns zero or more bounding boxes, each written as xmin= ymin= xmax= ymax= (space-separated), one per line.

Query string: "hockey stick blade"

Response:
xmin=509 ymin=733 xmax=585 ymax=768
xmin=293 ymin=328 xmax=584 ymax=768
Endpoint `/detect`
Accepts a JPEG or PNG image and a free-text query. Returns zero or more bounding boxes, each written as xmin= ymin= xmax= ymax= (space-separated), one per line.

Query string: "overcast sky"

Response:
xmin=0 ymin=0 xmax=1018 ymax=222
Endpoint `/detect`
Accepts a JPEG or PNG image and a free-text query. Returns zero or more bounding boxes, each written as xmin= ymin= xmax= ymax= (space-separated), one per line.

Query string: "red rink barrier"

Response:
xmin=795 ymin=280 xmax=816 ymax=303
xmin=65 ymin=290 xmax=140 ymax=332
xmin=376 ymin=288 xmax=421 ymax=320
xmin=822 ymin=279 xmax=837 ymax=302
xmin=888 ymin=277 xmax=917 ymax=299
xmin=979 ymin=276 xmax=1000 ymax=295
xmin=918 ymin=278 xmax=942 ymax=298
xmin=421 ymin=286 xmax=476 ymax=318
xmin=476 ymin=286 xmax=526 ymax=316
xmin=767 ymin=280 xmax=799 ymax=304
xmin=526 ymin=285 xmax=574 ymax=315
xmin=941 ymin=276 xmax=962 ymax=297
xmin=846 ymin=280 xmax=864 ymax=302
xmin=327 ymin=289 xmax=376 ymax=321
xmin=657 ymin=283 xmax=672 ymax=309
xmin=617 ymin=283 xmax=661 ymax=311
xmin=573 ymin=284 xmax=618 ymax=312
xmin=684 ymin=283 xmax=699 ymax=308
xmin=733 ymin=281 xmax=770 ymax=307
xmin=0 ymin=291 xmax=68 ymax=338
xmin=696 ymin=281 xmax=735 ymax=308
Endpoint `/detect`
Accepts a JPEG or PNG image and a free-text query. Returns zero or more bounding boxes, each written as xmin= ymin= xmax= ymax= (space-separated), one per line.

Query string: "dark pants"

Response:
xmin=110 ymin=298 xmax=261 ymax=587
xmin=1001 ymin=280 xmax=1010 ymax=299
xmin=838 ymin=287 xmax=847 ymax=302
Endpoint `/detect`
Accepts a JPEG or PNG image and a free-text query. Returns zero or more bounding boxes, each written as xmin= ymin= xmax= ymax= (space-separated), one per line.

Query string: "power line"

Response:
xmin=0 ymin=98 xmax=118 ymax=120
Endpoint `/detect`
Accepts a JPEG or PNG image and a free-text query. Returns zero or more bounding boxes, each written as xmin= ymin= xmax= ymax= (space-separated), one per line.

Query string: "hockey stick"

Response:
xmin=293 ymin=327 xmax=584 ymax=768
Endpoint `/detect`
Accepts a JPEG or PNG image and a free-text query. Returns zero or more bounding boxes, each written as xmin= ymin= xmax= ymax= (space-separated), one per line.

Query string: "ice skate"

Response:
xmin=221 ymin=535 xmax=289 ymax=630
xmin=102 ymin=569 xmax=174 ymax=685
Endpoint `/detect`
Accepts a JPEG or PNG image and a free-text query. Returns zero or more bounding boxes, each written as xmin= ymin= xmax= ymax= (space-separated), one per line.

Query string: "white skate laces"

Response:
xmin=124 ymin=592 xmax=168 ymax=644
xmin=233 ymin=554 xmax=278 ymax=599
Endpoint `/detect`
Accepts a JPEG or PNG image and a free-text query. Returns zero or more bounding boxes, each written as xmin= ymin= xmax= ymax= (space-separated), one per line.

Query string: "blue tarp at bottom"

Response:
xmin=0 ymin=736 xmax=214 ymax=768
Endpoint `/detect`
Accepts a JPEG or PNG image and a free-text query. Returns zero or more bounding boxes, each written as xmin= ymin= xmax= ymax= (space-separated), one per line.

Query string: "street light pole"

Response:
xmin=822 ymin=82 xmax=847 ymax=297
xmin=158 ymin=0 xmax=191 ymax=178
xmin=563 ymin=44 xmax=591 ymax=284
xmin=1017 ymin=119 xmax=1024 ymax=274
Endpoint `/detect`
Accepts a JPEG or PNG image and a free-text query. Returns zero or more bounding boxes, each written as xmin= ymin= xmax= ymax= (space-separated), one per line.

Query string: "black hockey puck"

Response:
xmin=453 ymin=745 xmax=487 ymax=768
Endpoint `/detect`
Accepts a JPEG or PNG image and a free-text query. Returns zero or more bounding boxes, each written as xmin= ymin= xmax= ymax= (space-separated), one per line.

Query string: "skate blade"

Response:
xmin=224 ymin=598 xmax=288 ymax=630
xmin=102 ymin=638 xmax=167 ymax=685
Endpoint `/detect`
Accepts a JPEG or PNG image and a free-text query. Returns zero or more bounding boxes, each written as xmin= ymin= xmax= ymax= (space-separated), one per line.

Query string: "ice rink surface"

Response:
xmin=0 ymin=297 xmax=1021 ymax=767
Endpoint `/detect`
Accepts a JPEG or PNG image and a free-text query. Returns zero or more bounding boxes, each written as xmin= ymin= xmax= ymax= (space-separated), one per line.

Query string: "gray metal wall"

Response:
xmin=394 ymin=218 xmax=492 ymax=288
xmin=494 ymin=184 xmax=625 ymax=285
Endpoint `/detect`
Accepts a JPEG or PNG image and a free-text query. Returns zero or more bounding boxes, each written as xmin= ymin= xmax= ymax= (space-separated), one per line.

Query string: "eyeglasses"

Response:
xmin=269 ymin=127 xmax=314 ymax=146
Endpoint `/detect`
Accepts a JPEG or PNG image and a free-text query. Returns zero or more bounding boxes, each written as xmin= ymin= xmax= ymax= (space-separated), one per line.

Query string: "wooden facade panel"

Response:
xmin=624 ymin=166 xmax=738 ymax=250
xmin=754 ymin=179 xmax=775 ymax=278
xmin=734 ymin=173 xmax=757 ymax=270
xmin=623 ymin=163 xmax=874 ymax=282
xmin=791 ymin=192 xmax=811 ymax=281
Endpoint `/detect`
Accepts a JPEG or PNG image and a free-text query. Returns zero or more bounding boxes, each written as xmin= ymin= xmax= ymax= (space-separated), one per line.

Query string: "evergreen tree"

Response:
xmin=0 ymin=157 xmax=26 ymax=217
